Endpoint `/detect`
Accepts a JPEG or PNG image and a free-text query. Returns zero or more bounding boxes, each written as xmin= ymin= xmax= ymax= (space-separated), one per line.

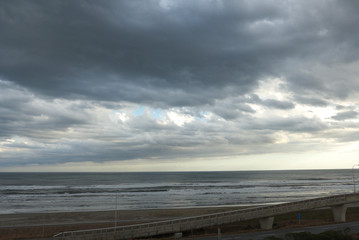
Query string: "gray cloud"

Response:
xmin=332 ymin=111 xmax=358 ymax=121
xmin=294 ymin=96 xmax=328 ymax=107
xmin=2 ymin=0 xmax=358 ymax=106
xmin=246 ymin=94 xmax=294 ymax=110
xmin=262 ymin=99 xmax=295 ymax=109
xmin=1 ymin=0 xmax=359 ymax=169
xmin=0 ymin=81 xmax=89 ymax=140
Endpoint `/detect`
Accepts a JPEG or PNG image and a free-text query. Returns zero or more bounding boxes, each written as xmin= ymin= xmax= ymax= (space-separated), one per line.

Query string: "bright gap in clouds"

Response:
xmin=114 ymin=106 xmax=197 ymax=127
xmin=252 ymin=77 xmax=351 ymax=122
xmin=255 ymin=78 xmax=289 ymax=101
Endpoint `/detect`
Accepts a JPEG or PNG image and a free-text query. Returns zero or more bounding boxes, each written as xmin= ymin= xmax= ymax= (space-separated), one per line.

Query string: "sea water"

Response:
xmin=0 ymin=170 xmax=355 ymax=214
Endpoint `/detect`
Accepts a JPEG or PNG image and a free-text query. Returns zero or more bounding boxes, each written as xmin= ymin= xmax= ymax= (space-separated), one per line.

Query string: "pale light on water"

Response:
xmin=0 ymin=170 xmax=354 ymax=214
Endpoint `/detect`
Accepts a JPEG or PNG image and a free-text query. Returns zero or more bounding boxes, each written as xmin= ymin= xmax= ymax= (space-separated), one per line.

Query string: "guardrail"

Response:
xmin=53 ymin=193 xmax=359 ymax=240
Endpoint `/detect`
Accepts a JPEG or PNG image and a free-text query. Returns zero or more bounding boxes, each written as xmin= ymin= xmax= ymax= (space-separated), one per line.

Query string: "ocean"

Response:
xmin=0 ymin=170 xmax=355 ymax=214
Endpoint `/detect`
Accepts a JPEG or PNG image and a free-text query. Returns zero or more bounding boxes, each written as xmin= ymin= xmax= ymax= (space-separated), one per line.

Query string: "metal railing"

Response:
xmin=53 ymin=193 xmax=359 ymax=240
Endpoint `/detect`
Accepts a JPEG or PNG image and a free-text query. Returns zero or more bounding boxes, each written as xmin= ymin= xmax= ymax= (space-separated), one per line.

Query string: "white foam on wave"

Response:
xmin=0 ymin=170 xmax=354 ymax=214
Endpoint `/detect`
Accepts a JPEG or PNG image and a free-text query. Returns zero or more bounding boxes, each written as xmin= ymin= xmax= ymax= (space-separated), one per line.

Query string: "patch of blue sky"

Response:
xmin=10 ymin=136 xmax=23 ymax=143
xmin=150 ymin=108 xmax=166 ymax=120
xmin=195 ymin=111 xmax=209 ymax=121
xmin=132 ymin=106 xmax=166 ymax=120
xmin=133 ymin=106 xmax=145 ymax=116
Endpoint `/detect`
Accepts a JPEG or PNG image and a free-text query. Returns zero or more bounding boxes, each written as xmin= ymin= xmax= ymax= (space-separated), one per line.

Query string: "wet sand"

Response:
xmin=0 ymin=206 xmax=239 ymax=239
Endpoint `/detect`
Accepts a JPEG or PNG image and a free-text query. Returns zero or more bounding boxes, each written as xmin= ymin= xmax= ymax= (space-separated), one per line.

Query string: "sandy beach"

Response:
xmin=2 ymin=206 xmax=359 ymax=240
xmin=0 ymin=206 xmax=239 ymax=239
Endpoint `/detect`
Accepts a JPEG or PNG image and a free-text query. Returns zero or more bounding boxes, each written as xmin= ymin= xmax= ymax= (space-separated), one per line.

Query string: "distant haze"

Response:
xmin=1 ymin=0 xmax=359 ymax=171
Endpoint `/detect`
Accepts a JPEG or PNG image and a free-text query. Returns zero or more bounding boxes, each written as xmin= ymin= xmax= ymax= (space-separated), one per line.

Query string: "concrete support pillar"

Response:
xmin=259 ymin=217 xmax=274 ymax=230
xmin=174 ymin=232 xmax=183 ymax=238
xmin=331 ymin=204 xmax=347 ymax=222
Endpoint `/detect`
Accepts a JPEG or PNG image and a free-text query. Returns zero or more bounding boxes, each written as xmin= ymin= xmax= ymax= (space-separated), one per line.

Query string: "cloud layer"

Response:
xmin=1 ymin=0 xmax=359 ymax=171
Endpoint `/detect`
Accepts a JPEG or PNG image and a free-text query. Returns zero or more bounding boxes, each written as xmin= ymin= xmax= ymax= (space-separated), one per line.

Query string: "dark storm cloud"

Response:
xmin=1 ymin=0 xmax=264 ymax=104
xmin=2 ymin=0 xmax=358 ymax=106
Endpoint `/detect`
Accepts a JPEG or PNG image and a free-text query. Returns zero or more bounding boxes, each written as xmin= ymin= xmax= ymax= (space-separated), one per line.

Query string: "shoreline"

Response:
xmin=0 ymin=203 xmax=272 ymax=216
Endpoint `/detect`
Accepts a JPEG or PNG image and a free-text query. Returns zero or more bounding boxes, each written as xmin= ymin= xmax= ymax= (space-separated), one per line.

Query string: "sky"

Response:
xmin=1 ymin=0 xmax=359 ymax=172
